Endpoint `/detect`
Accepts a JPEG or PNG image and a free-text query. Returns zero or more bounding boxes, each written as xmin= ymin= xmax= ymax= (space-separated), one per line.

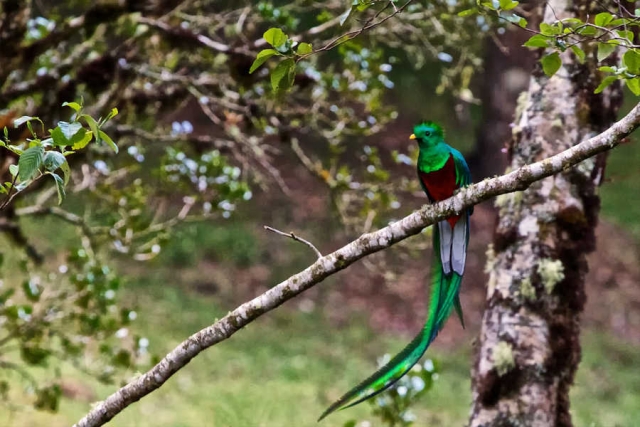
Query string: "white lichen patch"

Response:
xmin=575 ymin=155 xmax=596 ymax=178
xmin=551 ymin=118 xmax=563 ymax=129
xmin=495 ymin=193 xmax=510 ymax=210
xmin=519 ymin=277 xmax=536 ymax=301
xmin=484 ymin=244 xmax=496 ymax=274
xmin=538 ymin=176 xmax=555 ymax=198
xmin=537 ymin=258 xmax=565 ymax=294
xmin=494 ymin=270 xmax=513 ymax=300
xmin=487 ymin=272 xmax=497 ymax=298
xmin=514 ymin=91 xmax=530 ymax=123
xmin=518 ymin=215 xmax=539 ymax=236
xmin=495 ymin=191 xmax=523 ymax=216
xmin=493 ymin=341 xmax=516 ymax=376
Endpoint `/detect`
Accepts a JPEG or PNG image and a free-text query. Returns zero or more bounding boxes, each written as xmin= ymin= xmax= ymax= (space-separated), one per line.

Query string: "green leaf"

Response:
xmin=625 ymin=78 xmax=640 ymax=96
xmin=263 ymin=28 xmax=288 ymax=48
xmin=480 ymin=1 xmax=497 ymax=11
xmin=499 ymin=0 xmax=519 ymax=10
xmin=539 ymin=23 xmax=559 ymax=35
xmin=6 ymin=145 xmax=23 ymax=155
xmin=58 ymin=121 xmax=83 ymax=141
xmin=594 ymin=12 xmax=613 ymax=27
xmin=21 ymin=341 xmax=49 ymax=366
xmin=623 ymin=50 xmax=640 ymax=74
xmin=60 ymin=158 xmax=71 ymax=185
xmin=43 ymin=151 xmax=66 ymax=173
xmin=610 ymin=18 xmax=627 ymax=27
xmin=594 ymin=75 xmax=618 ymax=93
xmin=71 ymin=130 xmax=93 ymax=150
xmin=457 ymin=8 xmax=477 ymax=17
xmin=356 ymin=0 xmax=374 ymax=12
xmin=105 ymin=107 xmax=118 ymax=122
xmin=18 ymin=146 xmax=44 ymax=181
xmin=62 ymin=101 xmax=82 ymax=112
xmin=577 ymin=25 xmax=598 ymax=36
xmin=26 ymin=120 xmax=36 ymax=138
xmin=98 ymin=130 xmax=118 ymax=153
xmin=523 ymin=34 xmax=550 ymax=48
xmin=14 ymin=116 xmax=37 ymax=127
xmin=50 ymin=173 xmax=65 ymax=205
xmin=562 ymin=18 xmax=583 ymax=27
xmin=22 ymin=279 xmax=41 ymax=302
xmin=81 ymin=115 xmax=100 ymax=143
xmin=249 ymin=49 xmax=279 ymax=74
xmin=339 ymin=6 xmax=355 ymax=26
xmin=504 ymin=14 xmax=525 ymax=26
xmin=616 ymin=30 xmax=634 ymax=43
xmin=9 ymin=164 xmax=18 ymax=177
xmin=270 ymin=58 xmax=295 ymax=92
xmin=598 ymin=66 xmax=616 ymax=73
xmin=570 ymin=45 xmax=585 ymax=63
xmin=50 ymin=126 xmax=69 ymax=147
xmin=597 ymin=42 xmax=616 ymax=62
xmin=296 ymin=42 xmax=313 ymax=55
xmin=540 ymin=52 xmax=562 ymax=76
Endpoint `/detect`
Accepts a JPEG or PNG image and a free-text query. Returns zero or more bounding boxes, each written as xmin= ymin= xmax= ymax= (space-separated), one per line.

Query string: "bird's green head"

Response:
xmin=410 ymin=121 xmax=445 ymax=147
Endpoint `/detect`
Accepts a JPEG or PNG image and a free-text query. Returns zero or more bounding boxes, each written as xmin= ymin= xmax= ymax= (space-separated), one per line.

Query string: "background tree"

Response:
xmin=471 ymin=0 xmax=624 ymax=423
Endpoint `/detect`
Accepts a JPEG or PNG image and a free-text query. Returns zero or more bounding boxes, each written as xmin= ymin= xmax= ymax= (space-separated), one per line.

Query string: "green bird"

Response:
xmin=318 ymin=122 xmax=472 ymax=421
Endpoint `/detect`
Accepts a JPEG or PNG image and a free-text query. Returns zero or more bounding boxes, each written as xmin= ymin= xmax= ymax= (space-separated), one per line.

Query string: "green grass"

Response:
xmin=159 ymin=221 xmax=263 ymax=268
xmin=572 ymin=332 xmax=640 ymax=427
xmin=600 ymin=137 xmax=640 ymax=239
xmin=599 ymin=93 xmax=640 ymax=240
xmin=3 ymin=279 xmax=640 ymax=427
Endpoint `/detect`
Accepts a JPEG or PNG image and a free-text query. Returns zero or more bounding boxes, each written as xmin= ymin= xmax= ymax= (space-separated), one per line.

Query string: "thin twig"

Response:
xmin=264 ymin=225 xmax=323 ymax=259
xmin=298 ymin=0 xmax=415 ymax=61
xmin=0 ymin=174 xmax=18 ymax=211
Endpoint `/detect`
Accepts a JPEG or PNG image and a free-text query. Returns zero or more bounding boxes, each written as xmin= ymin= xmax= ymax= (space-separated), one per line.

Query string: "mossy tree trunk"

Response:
xmin=468 ymin=0 xmax=623 ymax=425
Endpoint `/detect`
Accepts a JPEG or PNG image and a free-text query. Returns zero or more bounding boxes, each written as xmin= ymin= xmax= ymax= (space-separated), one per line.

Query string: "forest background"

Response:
xmin=0 ymin=0 xmax=639 ymax=426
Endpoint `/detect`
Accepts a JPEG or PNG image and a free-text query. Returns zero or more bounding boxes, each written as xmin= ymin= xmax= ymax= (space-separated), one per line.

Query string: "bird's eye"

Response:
xmin=425 ymin=131 xmax=431 ymax=136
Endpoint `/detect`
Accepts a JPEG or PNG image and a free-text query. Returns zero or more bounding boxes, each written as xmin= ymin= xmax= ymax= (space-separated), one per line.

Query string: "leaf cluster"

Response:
xmin=0 ymin=102 xmax=118 ymax=208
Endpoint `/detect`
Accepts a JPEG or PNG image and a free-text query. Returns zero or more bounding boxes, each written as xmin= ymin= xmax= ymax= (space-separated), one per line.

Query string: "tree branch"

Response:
xmin=300 ymin=0 xmax=416 ymax=59
xmin=264 ymin=225 xmax=323 ymax=259
xmin=73 ymin=102 xmax=640 ymax=427
xmin=136 ymin=16 xmax=247 ymax=55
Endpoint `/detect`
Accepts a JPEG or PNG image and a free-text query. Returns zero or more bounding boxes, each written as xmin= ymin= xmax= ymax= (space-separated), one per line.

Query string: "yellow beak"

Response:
xmin=409 ymin=134 xmax=416 ymax=140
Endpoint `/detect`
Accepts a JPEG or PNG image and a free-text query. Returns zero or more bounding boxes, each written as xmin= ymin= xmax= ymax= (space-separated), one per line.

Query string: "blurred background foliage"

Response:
xmin=0 ymin=0 xmax=639 ymax=425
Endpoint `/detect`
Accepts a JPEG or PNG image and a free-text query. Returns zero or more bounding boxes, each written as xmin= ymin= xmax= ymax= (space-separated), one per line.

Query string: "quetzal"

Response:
xmin=318 ymin=121 xmax=472 ymax=421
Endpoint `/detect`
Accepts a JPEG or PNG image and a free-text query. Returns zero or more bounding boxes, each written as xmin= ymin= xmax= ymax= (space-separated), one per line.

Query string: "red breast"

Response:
xmin=419 ymin=155 xmax=460 ymax=228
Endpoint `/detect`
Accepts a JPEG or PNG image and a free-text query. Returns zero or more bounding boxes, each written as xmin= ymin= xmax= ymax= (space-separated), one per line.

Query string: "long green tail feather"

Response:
xmin=316 ymin=325 xmax=436 ymax=422
xmin=318 ymin=225 xmax=462 ymax=421
xmin=454 ymin=296 xmax=465 ymax=329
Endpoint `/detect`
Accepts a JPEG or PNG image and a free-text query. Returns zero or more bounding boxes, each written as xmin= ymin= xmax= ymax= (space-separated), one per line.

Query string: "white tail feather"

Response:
xmin=438 ymin=221 xmax=453 ymax=274
xmin=451 ymin=215 xmax=468 ymax=275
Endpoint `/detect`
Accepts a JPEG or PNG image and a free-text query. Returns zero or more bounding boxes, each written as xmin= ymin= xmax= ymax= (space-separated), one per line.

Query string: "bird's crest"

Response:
xmin=413 ymin=121 xmax=445 ymax=139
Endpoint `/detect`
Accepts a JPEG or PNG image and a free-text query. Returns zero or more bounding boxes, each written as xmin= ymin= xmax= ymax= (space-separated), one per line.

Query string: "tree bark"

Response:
xmin=469 ymin=0 xmax=623 ymax=425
